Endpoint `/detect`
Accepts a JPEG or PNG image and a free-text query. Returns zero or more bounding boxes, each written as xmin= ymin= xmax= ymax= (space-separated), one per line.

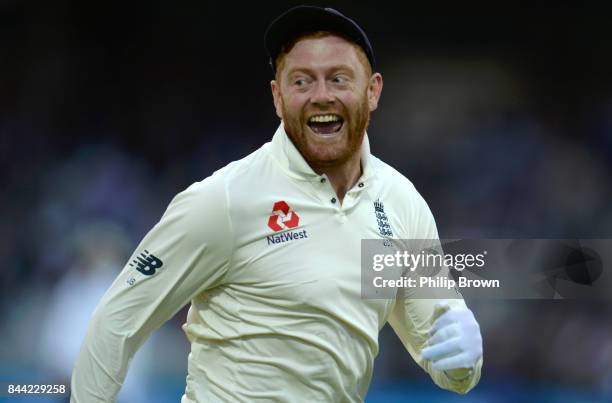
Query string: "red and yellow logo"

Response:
xmin=267 ymin=201 xmax=300 ymax=232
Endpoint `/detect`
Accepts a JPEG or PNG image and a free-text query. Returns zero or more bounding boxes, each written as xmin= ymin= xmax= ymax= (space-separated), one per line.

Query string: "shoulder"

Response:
xmin=159 ymin=146 xmax=261 ymax=224
xmin=370 ymin=155 xmax=429 ymax=208
xmin=175 ymin=142 xmax=271 ymax=204
xmin=370 ymin=155 xmax=438 ymax=238
xmin=163 ymin=142 xmax=275 ymax=231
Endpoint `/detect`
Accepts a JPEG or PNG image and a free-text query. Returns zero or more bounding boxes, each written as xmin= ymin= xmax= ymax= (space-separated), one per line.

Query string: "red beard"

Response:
xmin=281 ymin=91 xmax=370 ymax=168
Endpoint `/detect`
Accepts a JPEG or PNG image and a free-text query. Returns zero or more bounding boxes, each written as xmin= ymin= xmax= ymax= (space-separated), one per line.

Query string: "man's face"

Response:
xmin=271 ymin=35 xmax=383 ymax=168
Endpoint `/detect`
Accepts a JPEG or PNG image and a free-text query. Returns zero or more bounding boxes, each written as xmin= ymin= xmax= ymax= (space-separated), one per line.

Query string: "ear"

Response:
xmin=367 ymin=73 xmax=383 ymax=112
xmin=270 ymin=80 xmax=283 ymax=119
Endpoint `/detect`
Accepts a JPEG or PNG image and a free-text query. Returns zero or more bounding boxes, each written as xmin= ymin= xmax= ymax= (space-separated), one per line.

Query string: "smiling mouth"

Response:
xmin=307 ymin=114 xmax=344 ymax=136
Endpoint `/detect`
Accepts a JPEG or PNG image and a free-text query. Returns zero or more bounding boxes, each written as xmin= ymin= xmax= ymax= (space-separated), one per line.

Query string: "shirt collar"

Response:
xmin=267 ymin=122 xmax=375 ymax=182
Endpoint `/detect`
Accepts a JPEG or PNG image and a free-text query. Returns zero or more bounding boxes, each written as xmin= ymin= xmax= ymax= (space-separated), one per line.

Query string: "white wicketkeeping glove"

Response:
xmin=421 ymin=301 xmax=483 ymax=374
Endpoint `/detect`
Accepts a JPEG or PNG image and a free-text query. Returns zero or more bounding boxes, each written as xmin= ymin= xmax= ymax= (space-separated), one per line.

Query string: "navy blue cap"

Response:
xmin=264 ymin=5 xmax=376 ymax=76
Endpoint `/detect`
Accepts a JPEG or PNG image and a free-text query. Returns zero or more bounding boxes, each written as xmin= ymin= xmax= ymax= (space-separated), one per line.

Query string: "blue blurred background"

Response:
xmin=1 ymin=1 xmax=611 ymax=402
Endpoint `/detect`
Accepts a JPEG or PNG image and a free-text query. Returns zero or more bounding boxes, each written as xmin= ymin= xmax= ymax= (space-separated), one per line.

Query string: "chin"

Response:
xmin=285 ymin=121 xmax=360 ymax=166
xmin=304 ymin=143 xmax=352 ymax=166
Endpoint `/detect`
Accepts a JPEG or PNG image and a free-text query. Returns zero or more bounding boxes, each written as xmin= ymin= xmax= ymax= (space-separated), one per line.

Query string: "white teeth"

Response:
xmin=308 ymin=114 xmax=341 ymax=123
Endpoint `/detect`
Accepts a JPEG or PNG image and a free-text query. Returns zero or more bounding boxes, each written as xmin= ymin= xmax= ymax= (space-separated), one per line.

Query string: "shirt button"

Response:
xmin=331 ymin=197 xmax=337 ymax=204
xmin=320 ymin=177 xmax=326 ymax=183
xmin=358 ymin=182 xmax=364 ymax=188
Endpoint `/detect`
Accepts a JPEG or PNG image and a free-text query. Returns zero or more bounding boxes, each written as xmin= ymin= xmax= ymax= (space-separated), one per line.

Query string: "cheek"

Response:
xmin=345 ymin=93 xmax=369 ymax=115
xmin=284 ymin=96 xmax=309 ymax=118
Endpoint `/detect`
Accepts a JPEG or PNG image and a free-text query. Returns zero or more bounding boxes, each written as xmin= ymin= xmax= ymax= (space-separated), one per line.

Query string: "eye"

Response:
xmin=294 ymin=78 xmax=310 ymax=87
xmin=332 ymin=75 xmax=349 ymax=84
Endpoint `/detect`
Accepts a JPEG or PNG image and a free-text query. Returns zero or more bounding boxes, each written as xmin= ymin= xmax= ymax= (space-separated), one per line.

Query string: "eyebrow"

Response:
xmin=286 ymin=64 xmax=356 ymax=77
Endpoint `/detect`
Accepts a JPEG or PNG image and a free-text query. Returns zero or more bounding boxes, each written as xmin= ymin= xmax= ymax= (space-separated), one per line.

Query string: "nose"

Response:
xmin=310 ymin=80 xmax=335 ymax=105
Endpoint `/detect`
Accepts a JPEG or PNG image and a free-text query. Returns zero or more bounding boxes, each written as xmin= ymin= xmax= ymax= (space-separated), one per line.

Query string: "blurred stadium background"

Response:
xmin=1 ymin=1 xmax=611 ymax=402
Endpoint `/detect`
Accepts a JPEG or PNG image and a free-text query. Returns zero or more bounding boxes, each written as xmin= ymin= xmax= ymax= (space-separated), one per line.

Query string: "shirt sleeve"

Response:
xmin=387 ymin=190 xmax=482 ymax=394
xmin=70 ymin=174 xmax=233 ymax=403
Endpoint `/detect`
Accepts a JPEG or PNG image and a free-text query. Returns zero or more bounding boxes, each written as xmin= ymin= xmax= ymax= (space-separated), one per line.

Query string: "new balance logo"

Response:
xmin=129 ymin=249 xmax=163 ymax=276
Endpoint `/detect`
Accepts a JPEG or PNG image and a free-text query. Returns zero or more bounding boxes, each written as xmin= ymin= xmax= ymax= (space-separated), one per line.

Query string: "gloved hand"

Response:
xmin=421 ymin=301 xmax=482 ymax=374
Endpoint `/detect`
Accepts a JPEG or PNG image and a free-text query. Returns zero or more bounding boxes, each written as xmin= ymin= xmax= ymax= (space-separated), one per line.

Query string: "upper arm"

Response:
xmin=92 ymin=174 xmax=234 ymax=344
xmin=71 ymin=174 xmax=234 ymax=402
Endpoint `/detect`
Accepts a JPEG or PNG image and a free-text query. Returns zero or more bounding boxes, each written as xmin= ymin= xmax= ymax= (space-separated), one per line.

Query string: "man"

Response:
xmin=71 ymin=6 xmax=482 ymax=402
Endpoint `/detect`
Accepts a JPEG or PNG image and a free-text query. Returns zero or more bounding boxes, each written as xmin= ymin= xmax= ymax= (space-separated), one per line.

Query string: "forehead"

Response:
xmin=282 ymin=35 xmax=363 ymax=74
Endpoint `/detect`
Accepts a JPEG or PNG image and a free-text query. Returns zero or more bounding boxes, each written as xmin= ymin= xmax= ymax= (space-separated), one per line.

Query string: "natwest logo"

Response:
xmin=267 ymin=200 xmax=300 ymax=232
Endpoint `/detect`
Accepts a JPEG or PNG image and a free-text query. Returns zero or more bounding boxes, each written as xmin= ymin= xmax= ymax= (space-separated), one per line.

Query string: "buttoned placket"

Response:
xmin=315 ymin=175 xmax=369 ymax=224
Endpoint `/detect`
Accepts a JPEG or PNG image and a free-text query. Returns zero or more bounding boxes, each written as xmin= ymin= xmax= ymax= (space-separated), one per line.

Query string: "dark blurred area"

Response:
xmin=1 ymin=1 xmax=611 ymax=402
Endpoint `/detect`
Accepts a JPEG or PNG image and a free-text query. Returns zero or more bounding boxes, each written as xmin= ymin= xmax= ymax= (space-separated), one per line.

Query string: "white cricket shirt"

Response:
xmin=71 ymin=124 xmax=481 ymax=402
